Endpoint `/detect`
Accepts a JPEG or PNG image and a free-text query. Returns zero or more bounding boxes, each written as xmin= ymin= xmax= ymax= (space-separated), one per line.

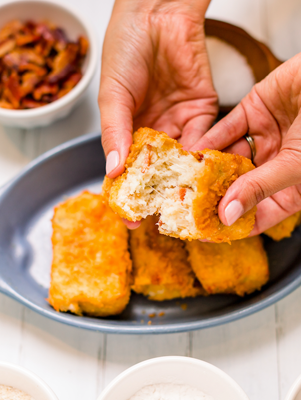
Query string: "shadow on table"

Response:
xmin=1 ymin=92 xmax=100 ymax=161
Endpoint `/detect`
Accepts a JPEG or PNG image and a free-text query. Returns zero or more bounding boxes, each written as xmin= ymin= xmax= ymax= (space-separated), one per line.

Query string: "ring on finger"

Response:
xmin=244 ymin=133 xmax=256 ymax=164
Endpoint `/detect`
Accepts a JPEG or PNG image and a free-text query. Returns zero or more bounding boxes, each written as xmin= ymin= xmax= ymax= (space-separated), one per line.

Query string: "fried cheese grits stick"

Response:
xmin=130 ymin=216 xmax=205 ymax=300
xmin=106 ymin=128 xmax=256 ymax=243
xmin=186 ymin=237 xmax=269 ymax=296
xmin=264 ymin=211 xmax=301 ymax=241
xmin=48 ymin=191 xmax=132 ymax=317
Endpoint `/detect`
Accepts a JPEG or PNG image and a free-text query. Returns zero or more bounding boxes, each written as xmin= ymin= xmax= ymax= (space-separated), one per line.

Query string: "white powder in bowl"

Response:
xmin=129 ymin=383 xmax=214 ymax=400
xmin=206 ymin=36 xmax=255 ymax=106
xmin=0 ymin=385 xmax=34 ymax=400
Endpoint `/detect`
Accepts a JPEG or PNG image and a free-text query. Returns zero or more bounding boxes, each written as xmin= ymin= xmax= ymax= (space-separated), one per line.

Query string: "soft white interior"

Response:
xmin=116 ymin=145 xmax=206 ymax=237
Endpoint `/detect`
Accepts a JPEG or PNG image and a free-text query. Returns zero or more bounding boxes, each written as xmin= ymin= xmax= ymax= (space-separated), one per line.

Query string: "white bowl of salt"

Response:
xmin=0 ymin=362 xmax=58 ymax=400
xmin=97 ymin=356 xmax=249 ymax=400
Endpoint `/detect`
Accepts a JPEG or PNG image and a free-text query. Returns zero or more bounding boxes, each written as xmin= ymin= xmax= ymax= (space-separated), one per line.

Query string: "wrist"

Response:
xmin=114 ymin=0 xmax=210 ymax=20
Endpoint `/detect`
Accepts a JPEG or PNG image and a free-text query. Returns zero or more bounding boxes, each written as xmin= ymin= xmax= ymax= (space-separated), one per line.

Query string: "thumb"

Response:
xmin=219 ymin=150 xmax=301 ymax=226
xmin=98 ymin=76 xmax=135 ymax=178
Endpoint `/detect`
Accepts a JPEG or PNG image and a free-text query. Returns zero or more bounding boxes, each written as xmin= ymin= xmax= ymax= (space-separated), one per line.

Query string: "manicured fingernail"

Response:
xmin=224 ymin=200 xmax=244 ymax=226
xmin=122 ymin=219 xmax=141 ymax=230
xmin=106 ymin=150 xmax=119 ymax=175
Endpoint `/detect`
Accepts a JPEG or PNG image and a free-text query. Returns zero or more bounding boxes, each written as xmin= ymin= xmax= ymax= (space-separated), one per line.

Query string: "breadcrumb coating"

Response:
xmin=264 ymin=211 xmax=301 ymax=241
xmin=186 ymin=237 xmax=269 ymax=296
xmin=48 ymin=191 xmax=132 ymax=317
xmin=130 ymin=216 xmax=205 ymax=300
xmin=106 ymin=127 xmax=256 ymax=243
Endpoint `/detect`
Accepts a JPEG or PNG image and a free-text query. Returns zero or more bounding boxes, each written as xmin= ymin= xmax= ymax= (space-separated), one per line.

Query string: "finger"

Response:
xmin=148 ymin=95 xmax=218 ymax=147
xmin=223 ymin=137 xmax=251 ymax=159
xmin=122 ymin=219 xmax=141 ymax=230
xmin=179 ymin=111 xmax=217 ymax=150
xmin=218 ymin=150 xmax=301 ymax=227
xmin=98 ymin=76 xmax=135 ymax=178
xmin=248 ymin=195 xmax=300 ymax=236
xmin=190 ymin=103 xmax=248 ymax=151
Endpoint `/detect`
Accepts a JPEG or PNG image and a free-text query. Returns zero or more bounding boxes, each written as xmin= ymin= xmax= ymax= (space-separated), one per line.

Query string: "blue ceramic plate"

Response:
xmin=0 ymin=132 xmax=301 ymax=334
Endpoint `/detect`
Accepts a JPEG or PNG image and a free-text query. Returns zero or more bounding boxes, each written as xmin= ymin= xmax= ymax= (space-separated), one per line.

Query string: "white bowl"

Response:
xmin=285 ymin=374 xmax=301 ymax=400
xmin=0 ymin=362 xmax=59 ymax=400
xmin=0 ymin=0 xmax=98 ymax=128
xmin=97 ymin=356 xmax=250 ymax=400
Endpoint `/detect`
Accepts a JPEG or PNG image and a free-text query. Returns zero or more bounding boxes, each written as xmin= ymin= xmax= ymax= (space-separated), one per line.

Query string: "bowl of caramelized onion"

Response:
xmin=0 ymin=0 xmax=98 ymax=128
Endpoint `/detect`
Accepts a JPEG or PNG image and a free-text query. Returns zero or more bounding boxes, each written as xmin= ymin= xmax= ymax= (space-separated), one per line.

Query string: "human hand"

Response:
xmin=190 ymin=53 xmax=301 ymax=235
xmin=98 ymin=0 xmax=218 ymax=181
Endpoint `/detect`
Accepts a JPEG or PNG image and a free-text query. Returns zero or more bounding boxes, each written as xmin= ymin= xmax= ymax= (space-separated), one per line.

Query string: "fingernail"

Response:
xmin=224 ymin=200 xmax=244 ymax=226
xmin=122 ymin=219 xmax=141 ymax=230
xmin=106 ymin=150 xmax=119 ymax=175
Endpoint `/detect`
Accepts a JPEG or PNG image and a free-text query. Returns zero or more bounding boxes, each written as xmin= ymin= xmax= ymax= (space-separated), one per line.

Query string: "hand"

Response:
xmin=191 ymin=53 xmax=301 ymax=235
xmin=98 ymin=0 xmax=218 ymax=180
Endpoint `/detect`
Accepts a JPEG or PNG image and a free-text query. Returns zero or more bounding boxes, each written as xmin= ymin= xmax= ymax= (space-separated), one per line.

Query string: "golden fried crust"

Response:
xmin=186 ymin=237 xmax=269 ymax=296
xmin=107 ymin=127 xmax=256 ymax=242
xmin=264 ymin=211 xmax=301 ymax=241
xmin=127 ymin=128 xmax=185 ymax=167
xmin=48 ymin=191 xmax=132 ymax=317
xmin=101 ymin=176 xmax=113 ymax=203
xmin=192 ymin=149 xmax=256 ymax=243
xmin=130 ymin=216 xmax=205 ymax=300
xmin=107 ymin=128 xmax=186 ymax=220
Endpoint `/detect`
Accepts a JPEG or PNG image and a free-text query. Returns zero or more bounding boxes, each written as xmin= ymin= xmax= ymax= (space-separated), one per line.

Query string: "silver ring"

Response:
xmin=244 ymin=134 xmax=256 ymax=164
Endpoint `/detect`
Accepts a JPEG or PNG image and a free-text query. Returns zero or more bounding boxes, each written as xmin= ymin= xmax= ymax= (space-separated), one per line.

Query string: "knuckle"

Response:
xmin=222 ymin=119 xmax=237 ymax=140
xmin=241 ymin=177 xmax=266 ymax=205
xmin=101 ymin=126 xmax=132 ymax=155
xmin=269 ymin=186 xmax=301 ymax=216
xmin=291 ymin=185 xmax=301 ymax=209
xmin=203 ymin=135 xmax=217 ymax=149
xmin=101 ymin=127 xmax=117 ymax=152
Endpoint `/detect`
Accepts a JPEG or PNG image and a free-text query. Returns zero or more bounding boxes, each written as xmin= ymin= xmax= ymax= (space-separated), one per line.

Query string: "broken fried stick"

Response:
xmin=106 ymin=127 xmax=256 ymax=243
xmin=264 ymin=211 xmax=301 ymax=241
xmin=130 ymin=216 xmax=205 ymax=300
xmin=186 ymin=237 xmax=269 ymax=296
xmin=48 ymin=191 xmax=132 ymax=317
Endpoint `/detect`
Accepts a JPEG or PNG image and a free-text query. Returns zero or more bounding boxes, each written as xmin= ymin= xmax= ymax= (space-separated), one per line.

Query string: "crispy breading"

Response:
xmin=186 ymin=237 xmax=269 ymax=296
xmin=264 ymin=211 xmax=301 ymax=241
xmin=105 ymin=127 xmax=256 ymax=243
xmin=48 ymin=191 xmax=132 ymax=317
xmin=101 ymin=175 xmax=113 ymax=203
xmin=130 ymin=216 xmax=205 ymax=300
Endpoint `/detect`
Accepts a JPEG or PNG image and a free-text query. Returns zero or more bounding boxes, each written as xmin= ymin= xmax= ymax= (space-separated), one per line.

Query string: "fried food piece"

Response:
xmin=186 ymin=237 xmax=269 ymax=296
xmin=264 ymin=211 xmax=301 ymax=241
xmin=130 ymin=216 xmax=205 ymax=301
xmin=48 ymin=191 xmax=132 ymax=317
xmin=106 ymin=127 xmax=256 ymax=243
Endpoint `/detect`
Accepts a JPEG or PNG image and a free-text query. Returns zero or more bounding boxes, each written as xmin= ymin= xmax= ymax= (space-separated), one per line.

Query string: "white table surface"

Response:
xmin=1 ymin=0 xmax=301 ymax=399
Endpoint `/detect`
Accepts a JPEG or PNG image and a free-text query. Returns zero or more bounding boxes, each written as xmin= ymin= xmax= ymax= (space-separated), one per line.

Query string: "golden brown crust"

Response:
xmin=48 ymin=191 xmax=132 ymax=317
xmin=130 ymin=216 xmax=205 ymax=301
xmin=107 ymin=127 xmax=256 ymax=242
xmin=108 ymin=128 xmax=186 ymax=221
xmin=191 ymin=149 xmax=256 ymax=243
xmin=186 ymin=236 xmax=269 ymax=296
xmin=264 ymin=211 xmax=301 ymax=241
xmin=101 ymin=176 xmax=113 ymax=203
xmin=127 ymin=128 xmax=186 ymax=168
